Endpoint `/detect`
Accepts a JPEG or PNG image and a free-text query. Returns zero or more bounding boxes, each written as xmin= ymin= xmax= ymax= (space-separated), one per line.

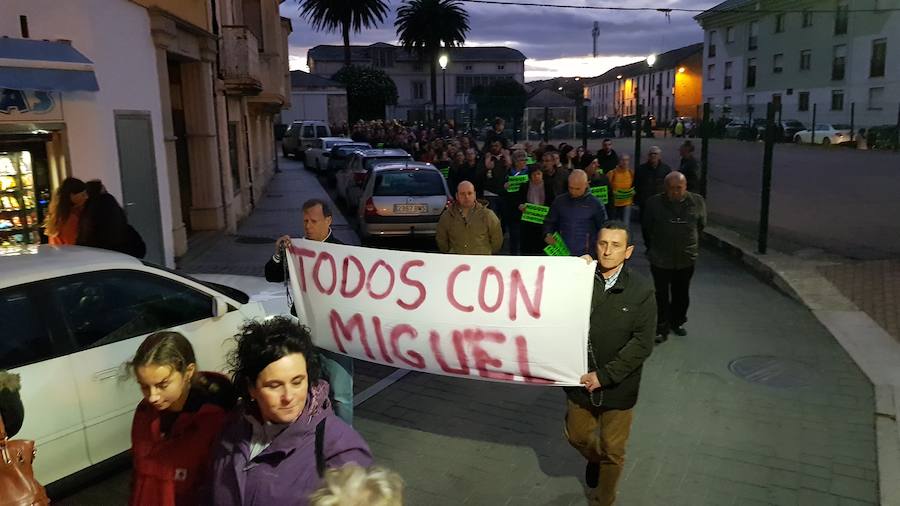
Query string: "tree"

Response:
xmin=298 ymin=0 xmax=390 ymax=68
xmin=331 ymin=65 xmax=398 ymax=122
xmin=469 ymin=79 xmax=527 ymax=123
xmin=395 ymin=0 xmax=470 ymax=120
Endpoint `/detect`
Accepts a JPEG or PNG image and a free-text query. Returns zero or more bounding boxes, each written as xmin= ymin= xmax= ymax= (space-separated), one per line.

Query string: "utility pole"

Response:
xmin=592 ymin=22 xmax=600 ymax=58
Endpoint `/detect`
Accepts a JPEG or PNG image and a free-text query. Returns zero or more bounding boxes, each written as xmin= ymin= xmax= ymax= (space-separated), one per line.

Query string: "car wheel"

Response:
xmin=794 ymin=135 xmax=802 ymax=144
xmin=282 ymin=146 xmax=290 ymax=157
xmin=822 ymin=137 xmax=830 ymax=145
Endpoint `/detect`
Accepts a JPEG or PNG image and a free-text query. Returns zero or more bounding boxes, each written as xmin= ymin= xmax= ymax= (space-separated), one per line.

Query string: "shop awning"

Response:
xmin=0 ymin=38 xmax=99 ymax=92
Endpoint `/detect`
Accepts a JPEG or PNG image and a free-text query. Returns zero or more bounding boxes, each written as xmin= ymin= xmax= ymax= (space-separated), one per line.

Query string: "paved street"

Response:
xmin=57 ymin=155 xmax=879 ymax=505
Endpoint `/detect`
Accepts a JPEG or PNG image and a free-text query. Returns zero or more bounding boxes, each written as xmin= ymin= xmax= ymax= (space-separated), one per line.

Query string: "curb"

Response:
xmin=702 ymin=225 xmax=900 ymax=506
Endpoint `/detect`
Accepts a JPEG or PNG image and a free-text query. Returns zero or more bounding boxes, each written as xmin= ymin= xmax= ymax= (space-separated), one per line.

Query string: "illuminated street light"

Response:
xmin=616 ymin=74 xmax=623 ymax=79
xmin=678 ymin=66 xmax=686 ymax=73
xmin=647 ymin=53 xmax=657 ymax=67
xmin=438 ymin=54 xmax=449 ymax=122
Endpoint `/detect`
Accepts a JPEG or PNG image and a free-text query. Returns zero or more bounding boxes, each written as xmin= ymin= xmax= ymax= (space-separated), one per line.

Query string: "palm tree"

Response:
xmin=395 ymin=0 xmax=470 ymax=120
xmin=298 ymin=0 xmax=390 ymax=68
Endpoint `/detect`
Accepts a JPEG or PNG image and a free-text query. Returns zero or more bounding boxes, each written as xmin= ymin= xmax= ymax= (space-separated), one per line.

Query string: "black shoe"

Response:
xmin=672 ymin=327 xmax=687 ymax=336
xmin=585 ymin=462 xmax=599 ymax=488
xmin=654 ymin=333 xmax=668 ymax=344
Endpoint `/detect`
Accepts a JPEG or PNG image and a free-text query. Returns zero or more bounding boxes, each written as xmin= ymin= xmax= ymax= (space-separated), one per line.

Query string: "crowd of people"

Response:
xmin=0 ymin=117 xmax=710 ymax=506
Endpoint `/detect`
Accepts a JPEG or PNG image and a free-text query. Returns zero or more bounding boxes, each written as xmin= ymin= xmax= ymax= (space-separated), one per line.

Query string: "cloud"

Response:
xmin=281 ymin=0 xmax=709 ymax=79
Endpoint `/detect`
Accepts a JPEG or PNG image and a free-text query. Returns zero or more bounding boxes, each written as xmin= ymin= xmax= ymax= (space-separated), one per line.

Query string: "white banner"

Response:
xmin=286 ymin=240 xmax=595 ymax=386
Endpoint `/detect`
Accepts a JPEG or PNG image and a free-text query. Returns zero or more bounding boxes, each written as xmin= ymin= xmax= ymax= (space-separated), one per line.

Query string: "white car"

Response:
xmin=793 ymin=124 xmax=853 ymax=145
xmin=1 ymin=246 xmax=290 ymax=489
xmin=304 ymin=137 xmax=355 ymax=173
xmin=356 ymin=162 xmax=451 ymax=239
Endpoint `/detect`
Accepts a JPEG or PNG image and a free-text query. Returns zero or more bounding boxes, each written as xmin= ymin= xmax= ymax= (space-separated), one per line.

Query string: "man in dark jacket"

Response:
xmin=540 ymin=150 xmax=569 ymax=203
xmin=642 ymin=172 xmax=707 ymax=342
xmin=596 ymin=138 xmax=619 ymax=174
xmin=544 ymin=169 xmax=608 ymax=257
xmin=565 ymin=221 xmax=656 ymax=506
xmin=634 ymin=146 xmax=672 ymax=250
xmin=264 ymin=199 xmax=355 ymax=425
xmin=483 ymin=117 xmax=509 ymax=152
xmin=678 ymin=140 xmax=700 ymax=192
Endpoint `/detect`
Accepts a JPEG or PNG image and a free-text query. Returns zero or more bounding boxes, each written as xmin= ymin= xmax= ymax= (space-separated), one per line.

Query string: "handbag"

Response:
xmin=0 ymin=412 xmax=49 ymax=506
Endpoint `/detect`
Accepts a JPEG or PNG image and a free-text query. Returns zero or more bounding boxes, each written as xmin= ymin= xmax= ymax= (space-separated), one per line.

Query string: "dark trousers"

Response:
xmin=650 ymin=264 xmax=695 ymax=333
xmin=520 ymin=222 xmax=545 ymax=255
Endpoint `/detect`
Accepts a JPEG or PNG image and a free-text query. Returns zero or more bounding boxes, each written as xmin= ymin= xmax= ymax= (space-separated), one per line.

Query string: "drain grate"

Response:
xmin=234 ymin=235 xmax=276 ymax=244
xmin=728 ymin=355 xmax=820 ymax=388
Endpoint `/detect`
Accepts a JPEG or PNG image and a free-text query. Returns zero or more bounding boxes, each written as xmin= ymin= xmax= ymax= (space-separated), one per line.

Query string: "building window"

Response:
xmin=835 ymin=1 xmax=848 ymax=35
xmin=868 ymin=87 xmax=884 ymax=110
xmin=707 ymin=64 xmax=716 ymax=81
xmin=372 ymin=49 xmax=393 ymax=68
xmin=831 ymin=89 xmax=844 ymax=111
xmin=798 ymin=91 xmax=809 ymax=111
xmin=775 ymin=13 xmax=785 ymax=33
xmin=724 ymin=62 xmax=733 ymax=89
xmin=411 ymin=81 xmax=425 ymax=100
xmin=800 ymin=49 xmax=811 ymax=70
xmin=708 ymin=30 xmax=717 ymax=57
xmin=497 ymin=64 xmax=505 ymax=71
xmin=746 ymin=58 xmax=757 ymax=87
xmin=464 ymin=64 xmax=472 ymax=71
xmin=802 ymin=9 xmax=813 ymax=27
xmin=832 ymin=44 xmax=846 ymax=80
xmin=726 ymin=26 xmax=735 ymax=43
xmin=748 ymin=21 xmax=759 ymax=50
xmin=871 ymin=39 xmax=887 ymax=77
xmin=773 ymin=53 xmax=784 ymax=73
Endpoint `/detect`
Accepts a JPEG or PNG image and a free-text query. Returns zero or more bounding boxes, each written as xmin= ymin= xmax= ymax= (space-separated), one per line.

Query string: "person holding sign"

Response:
xmin=436 ymin=181 xmax=503 ymax=255
xmin=264 ymin=199 xmax=356 ymax=426
xmin=606 ymin=154 xmax=635 ymax=229
xmin=544 ymin=169 xmax=608 ymax=257
xmin=517 ymin=166 xmax=553 ymax=255
xmin=565 ymin=221 xmax=656 ymax=506
xmin=584 ymin=157 xmax=612 ymax=216
xmin=501 ymin=150 xmax=531 ymax=255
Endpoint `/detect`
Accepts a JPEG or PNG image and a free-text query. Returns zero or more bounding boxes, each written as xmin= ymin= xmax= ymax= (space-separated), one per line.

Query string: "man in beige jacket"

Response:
xmin=436 ymin=181 xmax=503 ymax=255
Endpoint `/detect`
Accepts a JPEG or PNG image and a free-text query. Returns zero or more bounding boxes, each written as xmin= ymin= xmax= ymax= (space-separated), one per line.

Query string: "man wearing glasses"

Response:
xmin=642 ymin=172 xmax=707 ymax=343
xmin=565 ymin=221 xmax=656 ymax=506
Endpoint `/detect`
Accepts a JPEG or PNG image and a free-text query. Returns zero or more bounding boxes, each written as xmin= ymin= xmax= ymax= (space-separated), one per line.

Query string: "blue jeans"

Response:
xmin=319 ymin=349 xmax=354 ymax=425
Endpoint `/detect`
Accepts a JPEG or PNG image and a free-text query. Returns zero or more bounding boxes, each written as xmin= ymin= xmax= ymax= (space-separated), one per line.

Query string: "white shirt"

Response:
xmin=600 ymin=264 xmax=624 ymax=291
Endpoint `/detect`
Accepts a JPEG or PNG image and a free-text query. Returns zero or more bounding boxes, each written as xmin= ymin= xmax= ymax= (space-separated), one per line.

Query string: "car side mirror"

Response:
xmin=212 ymin=296 xmax=229 ymax=318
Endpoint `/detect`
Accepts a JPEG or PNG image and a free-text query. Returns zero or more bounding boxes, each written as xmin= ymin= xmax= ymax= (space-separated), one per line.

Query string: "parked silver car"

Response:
xmin=356 ymin=162 xmax=451 ymax=239
xmin=335 ymin=149 xmax=413 ymax=209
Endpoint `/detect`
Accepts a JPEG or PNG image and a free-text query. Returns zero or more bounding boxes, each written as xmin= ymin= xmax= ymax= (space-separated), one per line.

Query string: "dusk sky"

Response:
xmin=278 ymin=0 xmax=715 ymax=81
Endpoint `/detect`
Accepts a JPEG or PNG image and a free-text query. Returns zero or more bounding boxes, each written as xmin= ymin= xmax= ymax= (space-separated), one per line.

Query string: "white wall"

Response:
xmin=286 ymin=91 xmax=334 ymax=122
xmin=1 ymin=0 xmax=173 ymax=264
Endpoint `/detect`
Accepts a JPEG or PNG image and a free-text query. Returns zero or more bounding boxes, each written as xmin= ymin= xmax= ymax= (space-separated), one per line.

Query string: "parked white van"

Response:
xmin=282 ymin=120 xmax=331 ymax=161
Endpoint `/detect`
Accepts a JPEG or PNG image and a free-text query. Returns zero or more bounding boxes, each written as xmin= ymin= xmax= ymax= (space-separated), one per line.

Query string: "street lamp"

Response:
xmin=438 ymin=54 xmax=449 ymax=122
xmin=646 ymin=53 xmax=657 ymax=67
xmin=678 ymin=66 xmax=686 ymax=73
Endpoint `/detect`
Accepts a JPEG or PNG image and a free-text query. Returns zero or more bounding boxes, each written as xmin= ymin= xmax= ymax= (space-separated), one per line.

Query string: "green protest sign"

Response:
xmin=506 ymin=174 xmax=529 ymax=192
xmin=590 ymin=185 xmax=609 ymax=205
xmin=543 ymin=232 xmax=570 ymax=256
xmin=521 ymin=213 xmax=545 ymax=224
xmin=439 ymin=167 xmax=450 ymax=178
xmin=523 ymin=203 xmax=549 ymax=216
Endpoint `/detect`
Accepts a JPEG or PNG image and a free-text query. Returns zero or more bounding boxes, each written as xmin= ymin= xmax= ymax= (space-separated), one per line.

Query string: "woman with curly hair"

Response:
xmin=44 ymin=177 xmax=88 ymax=245
xmin=206 ymin=317 xmax=372 ymax=505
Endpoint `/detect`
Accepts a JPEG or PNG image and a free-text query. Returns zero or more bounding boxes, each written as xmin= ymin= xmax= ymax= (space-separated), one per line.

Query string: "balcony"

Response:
xmin=221 ymin=26 xmax=262 ymax=95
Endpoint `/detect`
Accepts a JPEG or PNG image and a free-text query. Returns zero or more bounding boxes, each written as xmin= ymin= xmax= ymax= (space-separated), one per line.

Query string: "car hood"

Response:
xmin=193 ymin=273 xmax=294 ymax=316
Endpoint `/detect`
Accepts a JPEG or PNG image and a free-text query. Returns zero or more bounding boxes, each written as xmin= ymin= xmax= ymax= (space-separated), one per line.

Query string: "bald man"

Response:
xmin=642 ymin=171 xmax=707 ymax=343
xmin=543 ymin=169 xmax=608 ymax=257
xmin=436 ymin=180 xmax=503 ymax=255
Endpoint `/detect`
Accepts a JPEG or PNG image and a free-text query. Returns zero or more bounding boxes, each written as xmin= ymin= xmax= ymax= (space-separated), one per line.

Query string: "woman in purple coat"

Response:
xmin=206 ymin=317 xmax=372 ymax=505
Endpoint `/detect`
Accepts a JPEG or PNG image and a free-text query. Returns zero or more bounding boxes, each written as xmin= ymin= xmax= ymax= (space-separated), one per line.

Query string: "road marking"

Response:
xmin=354 ymin=369 xmax=411 ymax=407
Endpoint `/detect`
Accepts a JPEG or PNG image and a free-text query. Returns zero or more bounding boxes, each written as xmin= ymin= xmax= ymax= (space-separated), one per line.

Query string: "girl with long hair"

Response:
xmin=129 ymin=332 xmax=235 ymax=506
xmin=45 ymin=177 xmax=88 ymax=245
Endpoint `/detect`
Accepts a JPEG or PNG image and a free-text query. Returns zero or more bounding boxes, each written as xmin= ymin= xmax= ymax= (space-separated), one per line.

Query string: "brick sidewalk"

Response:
xmin=819 ymin=260 xmax=900 ymax=343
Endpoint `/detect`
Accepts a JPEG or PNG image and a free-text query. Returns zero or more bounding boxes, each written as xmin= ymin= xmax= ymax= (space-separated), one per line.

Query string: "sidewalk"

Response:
xmin=704 ymin=225 xmax=900 ymax=506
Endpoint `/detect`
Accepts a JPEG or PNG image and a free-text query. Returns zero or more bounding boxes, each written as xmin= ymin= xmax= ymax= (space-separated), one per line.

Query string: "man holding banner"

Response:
xmin=543 ymin=169 xmax=608 ymax=257
xmin=264 ymin=199 xmax=356 ymax=426
xmin=565 ymin=221 xmax=656 ymax=506
xmin=436 ymin=181 xmax=503 ymax=255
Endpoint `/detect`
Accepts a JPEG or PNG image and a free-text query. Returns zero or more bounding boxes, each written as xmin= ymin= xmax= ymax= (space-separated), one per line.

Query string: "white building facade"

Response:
xmin=695 ymin=0 xmax=900 ymax=127
xmin=307 ymin=43 xmax=526 ymax=122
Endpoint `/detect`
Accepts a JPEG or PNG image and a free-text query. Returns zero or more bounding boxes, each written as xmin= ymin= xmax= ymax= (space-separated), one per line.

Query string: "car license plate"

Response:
xmin=394 ymin=204 xmax=428 ymax=214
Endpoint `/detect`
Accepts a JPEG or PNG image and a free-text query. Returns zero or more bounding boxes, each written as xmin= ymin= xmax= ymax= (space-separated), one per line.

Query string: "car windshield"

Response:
xmin=336 ymin=144 xmax=370 ymax=154
xmin=785 ymin=121 xmax=804 ymax=127
xmin=373 ymin=170 xmax=446 ymax=197
xmin=365 ymin=157 xmax=411 ymax=170
xmin=833 ymin=124 xmax=852 ymax=130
